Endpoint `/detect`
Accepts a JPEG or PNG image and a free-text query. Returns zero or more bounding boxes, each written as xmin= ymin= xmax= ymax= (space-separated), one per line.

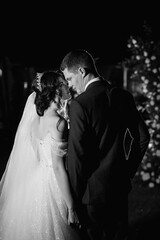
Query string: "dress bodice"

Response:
xmin=33 ymin=132 xmax=68 ymax=168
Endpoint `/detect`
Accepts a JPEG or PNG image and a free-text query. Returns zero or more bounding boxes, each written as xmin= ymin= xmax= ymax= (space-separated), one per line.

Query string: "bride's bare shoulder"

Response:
xmin=49 ymin=116 xmax=68 ymax=140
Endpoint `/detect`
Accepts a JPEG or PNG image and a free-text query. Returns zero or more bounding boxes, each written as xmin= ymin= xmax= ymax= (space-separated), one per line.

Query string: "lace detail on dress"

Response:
xmin=37 ymin=133 xmax=67 ymax=168
xmin=50 ymin=137 xmax=68 ymax=157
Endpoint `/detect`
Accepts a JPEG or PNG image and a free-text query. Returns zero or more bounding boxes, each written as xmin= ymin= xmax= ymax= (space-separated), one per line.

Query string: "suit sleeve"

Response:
xmin=126 ymin=92 xmax=150 ymax=179
xmin=67 ymin=99 xmax=88 ymax=202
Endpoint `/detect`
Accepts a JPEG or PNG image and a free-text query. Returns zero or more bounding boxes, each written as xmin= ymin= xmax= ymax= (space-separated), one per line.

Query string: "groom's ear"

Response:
xmin=78 ymin=67 xmax=86 ymax=78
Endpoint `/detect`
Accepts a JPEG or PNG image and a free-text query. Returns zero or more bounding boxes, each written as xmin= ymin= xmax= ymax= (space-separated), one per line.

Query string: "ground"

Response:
xmin=128 ymin=178 xmax=160 ymax=239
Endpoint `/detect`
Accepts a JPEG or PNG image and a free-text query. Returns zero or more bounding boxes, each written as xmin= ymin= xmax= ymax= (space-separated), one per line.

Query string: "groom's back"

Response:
xmin=78 ymin=83 xmax=133 ymax=204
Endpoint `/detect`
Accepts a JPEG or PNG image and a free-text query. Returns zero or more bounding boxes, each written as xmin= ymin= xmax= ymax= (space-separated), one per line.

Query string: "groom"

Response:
xmin=60 ymin=49 xmax=150 ymax=240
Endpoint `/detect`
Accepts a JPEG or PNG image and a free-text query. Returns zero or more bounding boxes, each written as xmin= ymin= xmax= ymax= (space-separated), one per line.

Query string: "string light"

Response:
xmin=124 ymin=26 xmax=160 ymax=188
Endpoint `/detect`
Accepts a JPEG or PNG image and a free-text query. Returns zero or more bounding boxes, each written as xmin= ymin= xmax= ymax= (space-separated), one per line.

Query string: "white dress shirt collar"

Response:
xmin=84 ymin=77 xmax=101 ymax=91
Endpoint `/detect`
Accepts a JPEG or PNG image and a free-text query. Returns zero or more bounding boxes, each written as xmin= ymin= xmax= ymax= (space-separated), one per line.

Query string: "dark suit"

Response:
xmin=67 ymin=78 xmax=150 ymax=240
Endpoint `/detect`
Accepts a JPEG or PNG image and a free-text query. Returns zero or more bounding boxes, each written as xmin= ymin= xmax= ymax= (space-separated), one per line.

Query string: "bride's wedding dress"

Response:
xmin=0 ymin=92 xmax=81 ymax=240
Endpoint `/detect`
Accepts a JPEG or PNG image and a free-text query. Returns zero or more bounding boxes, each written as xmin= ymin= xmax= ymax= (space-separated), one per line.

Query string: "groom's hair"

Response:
xmin=60 ymin=49 xmax=98 ymax=74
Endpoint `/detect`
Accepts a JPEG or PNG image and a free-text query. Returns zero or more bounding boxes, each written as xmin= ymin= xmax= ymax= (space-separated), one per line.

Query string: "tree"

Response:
xmin=124 ymin=24 xmax=160 ymax=187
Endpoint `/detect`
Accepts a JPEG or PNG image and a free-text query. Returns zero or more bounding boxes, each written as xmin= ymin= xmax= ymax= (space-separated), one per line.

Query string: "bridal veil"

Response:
xmin=0 ymin=92 xmax=38 ymax=237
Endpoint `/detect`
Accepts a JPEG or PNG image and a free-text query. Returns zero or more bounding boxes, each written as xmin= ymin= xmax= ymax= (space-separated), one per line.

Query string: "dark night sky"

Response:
xmin=1 ymin=4 xmax=160 ymax=70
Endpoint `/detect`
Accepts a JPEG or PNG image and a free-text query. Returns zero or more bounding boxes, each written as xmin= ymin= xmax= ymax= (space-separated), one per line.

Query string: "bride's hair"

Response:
xmin=33 ymin=70 xmax=64 ymax=117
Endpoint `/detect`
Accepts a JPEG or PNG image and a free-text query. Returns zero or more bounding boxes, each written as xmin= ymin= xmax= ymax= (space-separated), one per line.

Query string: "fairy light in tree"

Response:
xmin=124 ymin=25 xmax=160 ymax=188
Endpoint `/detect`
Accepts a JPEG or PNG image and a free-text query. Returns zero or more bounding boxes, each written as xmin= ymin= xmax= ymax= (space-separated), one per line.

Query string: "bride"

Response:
xmin=0 ymin=70 xmax=81 ymax=240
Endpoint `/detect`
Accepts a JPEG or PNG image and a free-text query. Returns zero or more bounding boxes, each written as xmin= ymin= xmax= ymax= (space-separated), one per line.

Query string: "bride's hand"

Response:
xmin=68 ymin=207 xmax=81 ymax=229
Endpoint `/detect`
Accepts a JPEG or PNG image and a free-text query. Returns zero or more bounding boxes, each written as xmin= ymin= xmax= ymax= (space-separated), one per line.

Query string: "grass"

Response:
xmin=128 ymin=177 xmax=160 ymax=239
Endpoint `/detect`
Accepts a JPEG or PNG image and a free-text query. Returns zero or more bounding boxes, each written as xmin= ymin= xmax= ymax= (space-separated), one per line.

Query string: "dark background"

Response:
xmin=1 ymin=5 xmax=160 ymax=240
xmin=1 ymin=4 xmax=160 ymax=70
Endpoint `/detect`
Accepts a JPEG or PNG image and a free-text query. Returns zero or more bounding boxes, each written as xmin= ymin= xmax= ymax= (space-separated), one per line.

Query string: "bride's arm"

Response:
xmin=51 ymin=119 xmax=80 ymax=226
xmin=52 ymin=151 xmax=80 ymax=226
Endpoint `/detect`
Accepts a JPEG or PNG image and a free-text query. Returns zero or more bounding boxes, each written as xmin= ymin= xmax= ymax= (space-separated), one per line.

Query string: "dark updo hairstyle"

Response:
xmin=33 ymin=70 xmax=64 ymax=117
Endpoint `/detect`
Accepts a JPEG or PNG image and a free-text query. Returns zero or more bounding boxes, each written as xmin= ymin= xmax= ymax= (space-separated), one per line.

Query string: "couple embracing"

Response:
xmin=0 ymin=49 xmax=150 ymax=240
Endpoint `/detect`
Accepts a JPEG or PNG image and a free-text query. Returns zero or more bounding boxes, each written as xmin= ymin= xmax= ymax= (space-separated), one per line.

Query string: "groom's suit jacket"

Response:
xmin=67 ymin=79 xmax=150 ymax=205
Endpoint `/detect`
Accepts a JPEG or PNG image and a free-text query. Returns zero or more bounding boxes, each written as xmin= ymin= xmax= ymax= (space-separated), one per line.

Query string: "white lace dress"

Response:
xmin=0 ymin=131 xmax=81 ymax=240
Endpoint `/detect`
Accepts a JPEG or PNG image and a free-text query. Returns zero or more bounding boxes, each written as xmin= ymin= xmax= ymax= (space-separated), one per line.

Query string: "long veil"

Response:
xmin=0 ymin=91 xmax=38 ymax=233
